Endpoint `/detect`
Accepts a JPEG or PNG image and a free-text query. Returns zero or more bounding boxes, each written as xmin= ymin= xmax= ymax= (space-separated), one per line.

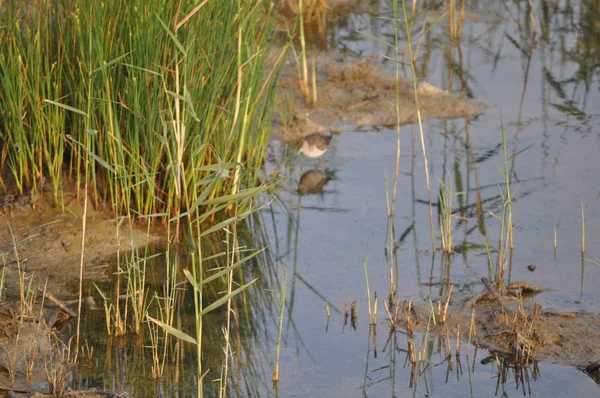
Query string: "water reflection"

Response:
xmin=298 ymin=169 xmax=336 ymax=195
xmin=483 ymin=353 xmax=541 ymax=396
xmin=260 ymin=0 xmax=600 ymax=396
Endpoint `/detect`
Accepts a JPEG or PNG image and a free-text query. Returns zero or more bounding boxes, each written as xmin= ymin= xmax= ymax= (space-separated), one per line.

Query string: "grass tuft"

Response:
xmin=0 ymin=1 xmax=280 ymax=227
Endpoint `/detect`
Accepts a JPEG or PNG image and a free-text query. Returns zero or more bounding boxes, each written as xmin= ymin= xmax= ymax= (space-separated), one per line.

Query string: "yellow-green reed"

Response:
xmin=273 ymin=273 xmax=287 ymax=383
xmin=399 ymin=0 xmax=436 ymax=252
xmin=0 ymin=1 xmax=279 ymax=225
xmin=362 ymin=253 xmax=373 ymax=324
xmin=147 ymin=243 xmax=181 ymax=380
xmin=482 ymin=120 xmax=512 ymax=292
xmin=492 ymin=119 xmax=534 ymax=288
xmin=438 ymin=181 xmax=455 ymax=254
xmin=147 ymin=173 xmax=269 ymax=396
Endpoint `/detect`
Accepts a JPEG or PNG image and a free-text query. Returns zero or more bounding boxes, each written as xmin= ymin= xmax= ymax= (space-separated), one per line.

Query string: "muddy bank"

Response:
xmin=0 ymin=300 xmax=126 ymax=397
xmin=273 ymin=52 xmax=486 ymax=139
xmin=0 ymin=187 xmax=160 ymax=297
xmin=0 ymin=188 xmax=152 ymax=395
xmin=399 ymin=281 xmax=600 ymax=372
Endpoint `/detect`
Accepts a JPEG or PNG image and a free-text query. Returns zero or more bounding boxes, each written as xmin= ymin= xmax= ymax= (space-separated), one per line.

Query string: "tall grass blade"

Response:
xmin=42 ymin=100 xmax=88 ymax=117
xmin=147 ymin=315 xmax=197 ymax=345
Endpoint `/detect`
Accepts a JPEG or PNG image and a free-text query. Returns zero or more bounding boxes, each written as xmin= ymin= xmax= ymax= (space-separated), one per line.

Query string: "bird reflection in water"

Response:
xmin=297 ymin=169 xmax=336 ymax=195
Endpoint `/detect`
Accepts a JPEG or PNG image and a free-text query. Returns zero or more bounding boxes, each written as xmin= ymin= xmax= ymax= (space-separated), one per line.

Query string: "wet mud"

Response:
xmin=273 ymin=52 xmax=486 ymax=140
xmin=401 ymin=281 xmax=600 ymax=377
xmin=0 ymin=185 xmax=160 ymax=296
xmin=0 ymin=298 xmax=126 ymax=397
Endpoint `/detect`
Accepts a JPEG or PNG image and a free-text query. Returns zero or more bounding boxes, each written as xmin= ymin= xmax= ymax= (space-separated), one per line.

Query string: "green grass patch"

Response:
xmin=0 ymin=0 xmax=280 ymax=223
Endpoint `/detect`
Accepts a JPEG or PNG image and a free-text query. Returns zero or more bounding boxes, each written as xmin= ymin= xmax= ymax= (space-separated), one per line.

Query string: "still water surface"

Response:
xmin=77 ymin=1 xmax=600 ymax=396
xmin=260 ymin=1 xmax=600 ymax=396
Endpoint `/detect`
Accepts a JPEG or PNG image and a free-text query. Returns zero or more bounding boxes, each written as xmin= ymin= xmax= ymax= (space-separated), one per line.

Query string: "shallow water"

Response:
xmin=72 ymin=1 xmax=600 ymax=396
xmin=258 ymin=0 xmax=600 ymax=396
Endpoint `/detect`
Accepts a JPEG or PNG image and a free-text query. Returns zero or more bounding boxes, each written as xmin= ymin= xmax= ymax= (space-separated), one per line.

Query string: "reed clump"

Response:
xmin=0 ymin=1 xmax=279 ymax=225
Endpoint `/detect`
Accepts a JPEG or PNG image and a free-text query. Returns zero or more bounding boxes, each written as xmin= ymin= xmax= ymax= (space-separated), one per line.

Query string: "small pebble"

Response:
xmin=527 ymin=264 xmax=536 ymax=272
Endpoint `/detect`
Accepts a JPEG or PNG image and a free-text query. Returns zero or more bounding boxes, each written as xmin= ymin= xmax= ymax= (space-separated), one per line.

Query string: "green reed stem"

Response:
xmin=400 ymin=0 xmax=436 ymax=252
xmin=0 ymin=1 xmax=278 ymax=231
xmin=274 ymin=273 xmax=287 ymax=383
xmin=363 ymin=253 xmax=373 ymax=324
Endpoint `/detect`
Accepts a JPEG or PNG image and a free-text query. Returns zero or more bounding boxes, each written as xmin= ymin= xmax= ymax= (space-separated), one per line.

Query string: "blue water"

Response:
xmin=259 ymin=1 xmax=600 ymax=397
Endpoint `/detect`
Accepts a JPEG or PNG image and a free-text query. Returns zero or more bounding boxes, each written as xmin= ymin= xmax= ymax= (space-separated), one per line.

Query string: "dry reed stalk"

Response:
xmin=527 ymin=0 xmax=537 ymax=34
xmin=468 ymin=309 xmax=478 ymax=349
xmin=38 ymin=288 xmax=76 ymax=318
xmin=405 ymin=300 xmax=416 ymax=362
xmin=448 ymin=0 xmax=466 ymax=41
xmin=363 ymin=254 xmax=373 ymax=324
xmin=383 ymin=300 xmax=395 ymax=330
xmin=408 ymin=338 xmax=416 ymax=364
xmin=351 ymin=300 xmax=358 ymax=330
xmin=442 ymin=284 xmax=453 ymax=324
xmin=445 ymin=329 xmax=452 ymax=360
xmin=406 ymin=300 xmax=413 ymax=330
xmin=344 ymin=302 xmax=348 ymax=327
xmin=449 ymin=0 xmax=456 ymax=39
xmin=372 ymin=324 xmax=378 ymax=358
xmin=373 ymin=292 xmax=378 ymax=325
